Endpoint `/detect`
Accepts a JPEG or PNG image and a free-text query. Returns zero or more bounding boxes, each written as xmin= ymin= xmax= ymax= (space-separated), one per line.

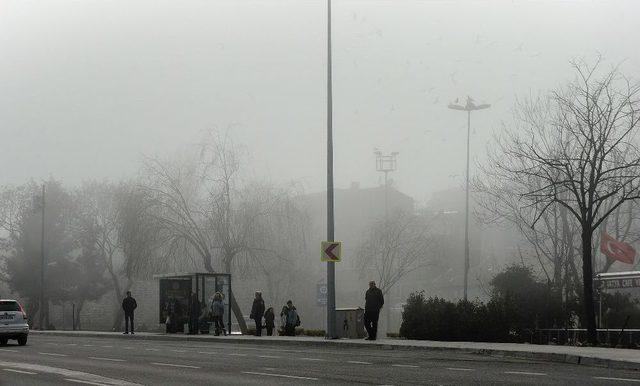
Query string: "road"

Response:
xmin=0 ymin=334 xmax=639 ymax=385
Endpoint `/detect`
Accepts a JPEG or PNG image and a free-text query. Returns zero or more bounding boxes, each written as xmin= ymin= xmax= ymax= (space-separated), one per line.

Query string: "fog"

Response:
xmin=2 ymin=1 xmax=640 ymax=337
xmin=2 ymin=0 xmax=639 ymax=200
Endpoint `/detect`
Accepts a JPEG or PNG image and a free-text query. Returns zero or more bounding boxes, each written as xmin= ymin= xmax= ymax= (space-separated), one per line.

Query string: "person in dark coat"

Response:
xmin=264 ymin=307 xmax=275 ymax=336
xmin=364 ymin=281 xmax=384 ymax=340
xmin=188 ymin=292 xmax=201 ymax=335
xmin=122 ymin=291 xmax=138 ymax=334
xmin=249 ymin=291 xmax=265 ymax=336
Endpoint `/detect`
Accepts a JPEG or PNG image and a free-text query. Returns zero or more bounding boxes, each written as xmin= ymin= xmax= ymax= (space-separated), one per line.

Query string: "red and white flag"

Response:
xmin=600 ymin=231 xmax=636 ymax=265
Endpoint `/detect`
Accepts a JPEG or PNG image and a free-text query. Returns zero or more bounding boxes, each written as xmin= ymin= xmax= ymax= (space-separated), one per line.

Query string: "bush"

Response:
xmin=400 ymin=264 xmax=571 ymax=342
xmin=300 ymin=328 xmax=325 ymax=337
xmin=399 ymin=293 xmax=504 ymax=341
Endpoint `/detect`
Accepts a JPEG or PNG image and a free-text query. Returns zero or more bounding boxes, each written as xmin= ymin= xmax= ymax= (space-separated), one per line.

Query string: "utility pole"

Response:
xmin=325 ymin=0 xmax=337 ymax=339
xmin=39 ymin=184 xmax=46 ymax=330
xmin=447 ymin=96 xmax=490 ymax=301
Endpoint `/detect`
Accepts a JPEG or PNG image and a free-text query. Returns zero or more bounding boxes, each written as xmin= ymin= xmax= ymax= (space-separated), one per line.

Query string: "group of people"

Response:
xmin=250 ymin=292 xmax=300 ymax=336
xmin=122 ymin=280 xmax=384 ymax=340
xmin=159 ymin=291 xmax=227 ymax=335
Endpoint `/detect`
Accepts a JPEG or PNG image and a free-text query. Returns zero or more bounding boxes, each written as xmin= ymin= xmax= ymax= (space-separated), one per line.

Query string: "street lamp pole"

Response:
xmin=374 ymin=150 xmax=397 ymax=334
xmin=325 ymin=0 xmax=337 ymax=339
xmin=447 ymin=96 xmax=490 ymax=301
xmin=39 ymin=184 xmax=46 ymax=329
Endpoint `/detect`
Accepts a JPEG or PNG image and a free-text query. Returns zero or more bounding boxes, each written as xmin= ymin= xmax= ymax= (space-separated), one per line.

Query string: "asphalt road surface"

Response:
xmin=0 ymin=335 xmax=639 ymax=385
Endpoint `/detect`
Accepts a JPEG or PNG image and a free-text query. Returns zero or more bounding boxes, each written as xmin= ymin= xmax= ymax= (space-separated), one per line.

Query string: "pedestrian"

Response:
xmin=280 ymin=300 xmax=300 ymax=336
xmin=264 ymin=307 xmax=275 ymax=336
xmin=121 ymin=291 xmax=137 ymax=335
xmin=364 ymin=280 xmax=384 ymax=340
xmin=188 ymin=292 xmax=201 ymax=335
xmin=211 ymin=292 xmax=226 ymax=336
xmin=249 ymin=291 xmax=265 ymax=336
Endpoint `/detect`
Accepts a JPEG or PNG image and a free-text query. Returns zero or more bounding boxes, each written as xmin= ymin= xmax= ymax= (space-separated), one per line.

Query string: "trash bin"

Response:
xmin=335 ymin=307 xmax=365 ymax=339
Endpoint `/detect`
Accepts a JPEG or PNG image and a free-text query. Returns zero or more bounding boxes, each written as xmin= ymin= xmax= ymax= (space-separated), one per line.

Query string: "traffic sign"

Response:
xmin=321 ymin=241 xmax=342 ymax=262
xmin=317 ymin=283 xmax=328 ymax=306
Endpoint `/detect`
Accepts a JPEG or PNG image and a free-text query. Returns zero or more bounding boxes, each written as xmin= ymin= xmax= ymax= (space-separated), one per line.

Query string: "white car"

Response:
xmin=0 ymin=299 xmax=29 ymax=346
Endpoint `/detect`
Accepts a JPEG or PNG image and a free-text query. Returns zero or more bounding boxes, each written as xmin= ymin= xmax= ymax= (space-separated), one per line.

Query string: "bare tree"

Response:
xmin=357 ymin=210 xmax=435 ymax=296
xmin=140 ymin=131 xmax=302 ymax=333
xmin=480 ymin=59 xmax=640 ymax=344
xmin=476 ymin=178 xmax=583 ymax=306
xmin=74 ymin=181 xmax=163 ymax=330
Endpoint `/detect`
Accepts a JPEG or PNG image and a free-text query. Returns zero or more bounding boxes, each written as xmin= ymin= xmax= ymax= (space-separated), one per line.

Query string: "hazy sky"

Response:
xmin=2 ymin=0 xmax=639 ymax=202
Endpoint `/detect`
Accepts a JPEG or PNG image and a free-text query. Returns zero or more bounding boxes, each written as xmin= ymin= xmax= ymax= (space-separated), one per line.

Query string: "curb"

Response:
xmin=30 ymin=330 xmax=640 ymax=372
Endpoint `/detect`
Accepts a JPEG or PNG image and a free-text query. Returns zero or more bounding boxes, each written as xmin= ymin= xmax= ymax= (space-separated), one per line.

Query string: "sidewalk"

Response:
xmin=31 ymin=330 xmax=640 ymax=371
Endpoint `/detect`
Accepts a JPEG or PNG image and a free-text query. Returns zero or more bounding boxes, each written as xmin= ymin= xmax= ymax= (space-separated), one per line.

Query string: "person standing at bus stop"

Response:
xmin=250 ymin=291 xmax=265 ymax=336
xmin=364 ymin=281 xmax=384 ymax=340
xmin=122 ymin=291 xmax=137 ymax=335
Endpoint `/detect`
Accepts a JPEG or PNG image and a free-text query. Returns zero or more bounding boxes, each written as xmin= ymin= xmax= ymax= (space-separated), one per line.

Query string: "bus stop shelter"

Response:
xmin=154 ymin=273 xmax=232 ymax=334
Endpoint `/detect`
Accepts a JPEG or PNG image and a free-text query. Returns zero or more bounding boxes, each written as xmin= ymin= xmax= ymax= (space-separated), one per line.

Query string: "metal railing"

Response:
xmin=534 ymin=328 xmax=640 ymax=347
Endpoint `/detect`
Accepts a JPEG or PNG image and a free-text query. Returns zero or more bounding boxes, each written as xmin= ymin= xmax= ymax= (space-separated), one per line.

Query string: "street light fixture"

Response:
xmin=374 ymin=150 xmax=398 ymax=219
xmin=447 ymin=96 xmax=490 ymax=301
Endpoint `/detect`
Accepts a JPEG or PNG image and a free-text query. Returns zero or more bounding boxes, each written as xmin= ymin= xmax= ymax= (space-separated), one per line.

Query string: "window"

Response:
xmin=0 ymin=301 xmax=20 ymax=312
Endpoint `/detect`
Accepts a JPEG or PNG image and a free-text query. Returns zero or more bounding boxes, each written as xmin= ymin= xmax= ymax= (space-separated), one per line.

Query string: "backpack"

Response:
xmin=286 ymin=308 xmax=299 ymax=327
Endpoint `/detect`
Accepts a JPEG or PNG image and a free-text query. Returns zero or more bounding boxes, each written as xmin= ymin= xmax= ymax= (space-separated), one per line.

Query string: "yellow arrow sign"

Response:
xmin=321 ymin=241 xmax=342 ymax=262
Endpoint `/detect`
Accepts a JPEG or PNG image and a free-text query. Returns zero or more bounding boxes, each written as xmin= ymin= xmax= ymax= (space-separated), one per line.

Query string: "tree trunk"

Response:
xmin=111 ymin=281 xmax=132 ymax=332
xmin=221 ymin=256 xmax=248 ymax=334
xmin=580 ymin=227 xmax=598 ymax=344
xmin=229 ymin=291 xmax=247 ymax=334
xmin=74 ymin=300 xmax=84 ymax=330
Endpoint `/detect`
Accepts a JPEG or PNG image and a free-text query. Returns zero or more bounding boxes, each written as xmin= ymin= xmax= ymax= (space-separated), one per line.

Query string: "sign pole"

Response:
xmin=326 ymin=0 xmax=337 ymax=339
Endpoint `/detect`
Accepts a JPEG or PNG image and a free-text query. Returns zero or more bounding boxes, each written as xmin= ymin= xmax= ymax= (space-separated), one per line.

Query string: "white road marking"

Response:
xmin=229 ymin=353 xmax=247 ymax=357
xmin=197 ymin=351 xmax=218 ymax=354
xmin=392 ymin=364 xmax=419 ymax=368
xmin=0 ymin=360 xmax=141 ymax=385
xmin=145 ymin=348 xmax=159 ymax=351
xmin=151 ymin=362 xmax=201 ymax=369
xmin=67 ymin=344 xmax=78 ymax=346
xmin=594 ymin=377 xmax=640 ymax=383
xmin=4 ymin=368 xmax=38 ymax=375
xmin=0 ymin=349 xmax=18 ymax=352
xmin=171 ymin=349 xmax=187 ymax=353
xmin=242 ymin=371 xmax=318 ymax=381
xmin=65 ymin=379 xmax=112 ymax=386
xmin=259 ymin=355 xmax=281 ymax=359
xmin=447 ymin=367 xmax=474 ymax=371
xmin=83 ymin=344 xmax=95 ymax=347
xmin=39 ymin=352 xmax=68 ymax=357
xmin=300 ymin=357 xmax=325 ymax=361
xmin=504 ymin=371 xmax=547 ymax=376
xmin=101 ymin=345 xmax=113 ymax=348
xmin=88 ymin=357 xmax=126 ymax=362
xmin=347 ymin=361 xmax=372 ymax=365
